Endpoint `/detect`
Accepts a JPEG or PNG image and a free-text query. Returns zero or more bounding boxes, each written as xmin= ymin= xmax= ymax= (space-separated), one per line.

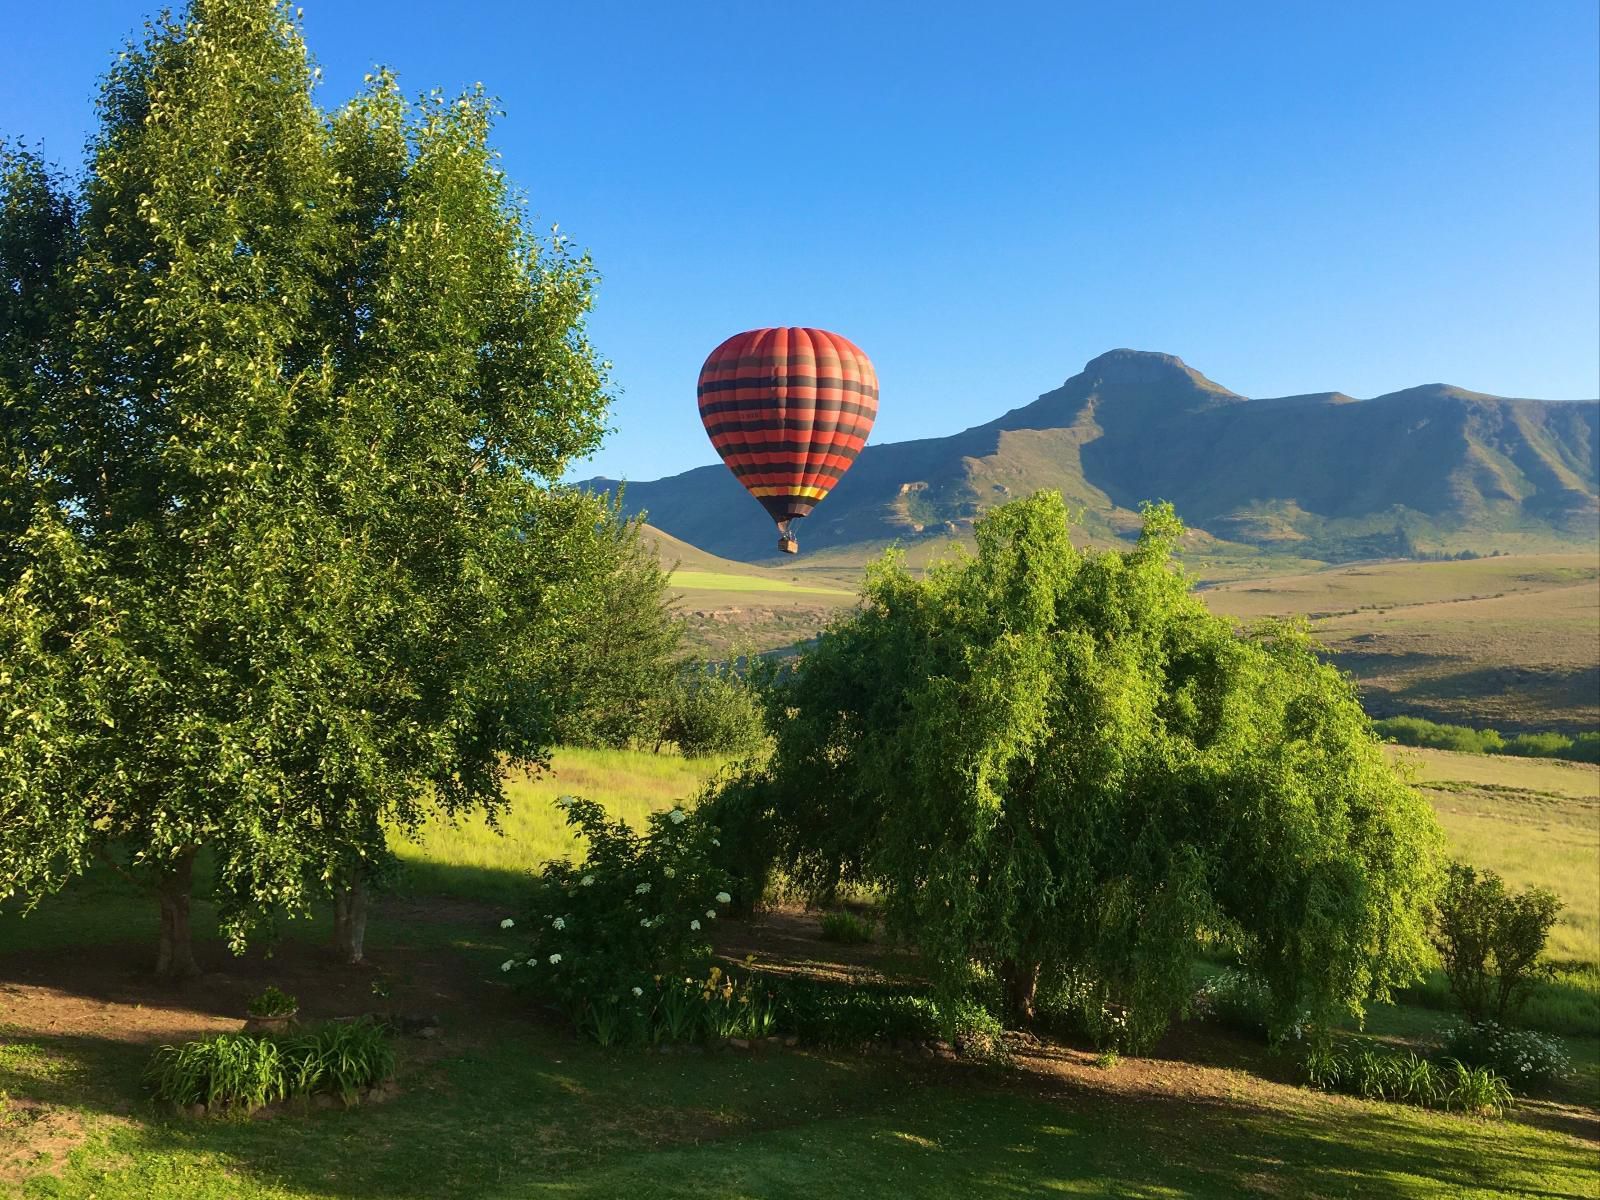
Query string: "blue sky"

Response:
xmin=5 ymin=1 xmax=1597 ymax=481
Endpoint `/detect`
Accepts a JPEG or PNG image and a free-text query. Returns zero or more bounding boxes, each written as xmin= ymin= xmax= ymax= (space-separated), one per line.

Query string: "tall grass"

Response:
xmin=391 ymin=748 xmax=728 ymax=905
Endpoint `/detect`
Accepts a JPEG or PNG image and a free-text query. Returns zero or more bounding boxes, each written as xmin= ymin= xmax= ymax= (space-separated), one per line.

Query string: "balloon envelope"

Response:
xmin=697 ymin=328 xmax=878 ymax=546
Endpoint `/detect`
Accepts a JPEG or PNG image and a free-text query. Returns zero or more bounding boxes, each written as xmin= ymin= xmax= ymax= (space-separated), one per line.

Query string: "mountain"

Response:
xmin=587 ymin=349 xmax=1600 ymax=564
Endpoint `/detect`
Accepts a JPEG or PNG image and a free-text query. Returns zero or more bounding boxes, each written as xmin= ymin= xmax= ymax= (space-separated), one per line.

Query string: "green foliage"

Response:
xmin=145 ymin=1020 xmax=392 ymax=1111
xmin=1438 ymin=1020 xmax=1571 ymax=1092
xmin=818 ymin=910 xmax=874 ymax=945
xmin=246 ymin=986 xmax=297 ymax=1018
xmin=544 ymin=501 xmax=683 ymax=749
xmin=1302 ymin=1041 xmax=1513 ymax=1116
xmin=730 ymin=492 xmax=1444 ymax=1047
xmin=1374 ymin=716 xmax=1599 ymax=762
xmin=1190 ymin=969 xmax=1308 ymax=1041
xmin=0 ymin=1 xmax=611 ymax=967
xmin=657 ymin=659 xmax=767 ymax=759
xmin=1432 ymin=861 xmax=1562 ymax=1023
xmin=505 ymin=795 xmax=734 ymax=1030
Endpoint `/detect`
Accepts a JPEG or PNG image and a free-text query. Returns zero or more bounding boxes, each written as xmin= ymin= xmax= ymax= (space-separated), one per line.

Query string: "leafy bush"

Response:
xmin=818 ymin=911 xmax=873 ymax=945
xmin=1191 ymin=969 xmax=1272 ymax=1036
xmin=658 ymin=660 xmax=767 ymax=759
xmin=1302 ymin=1041 xmax=1513 ymax=1117
xmin=1373 ymin=716 xmax=1599 ymax=763
xmin=144 ymin=1020 xmax=392 ymax=1111
xmin=1190 ymin=968 xmax=1316 ymax=1044
xmin=247 ymin=986 xmax=298 ymax=1018
xmin=1432 ymin=861 xmax=1562 ymax=1023
xmin=736 ymin=494 xmax=1444 ymax=1048
xmin=504 ymin=795 xmax=734 ymax=1031
xmin=1438 ymin=1021 xmax=1571 ymax=1092
xmin=773 ymin=977 xmax=942 ymax=1046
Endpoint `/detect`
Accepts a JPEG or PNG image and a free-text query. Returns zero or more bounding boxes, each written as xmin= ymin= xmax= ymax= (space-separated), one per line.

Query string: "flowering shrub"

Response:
xmin=1191 ymin=969 xmax=1312 ymax=1044
xmin=503 ymin=795 xmax=734 ymax=1034
xmin=1439 ymin=1020 xmax=1571 ymax=1092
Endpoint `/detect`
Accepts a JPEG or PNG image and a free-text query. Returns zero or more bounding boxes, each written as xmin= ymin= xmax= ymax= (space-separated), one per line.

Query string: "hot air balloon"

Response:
xmin=697 ymin=327 xmax=878 ymax=555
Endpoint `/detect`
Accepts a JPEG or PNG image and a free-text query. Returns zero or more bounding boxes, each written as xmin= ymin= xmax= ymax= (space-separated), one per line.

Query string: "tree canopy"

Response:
xmin=725 ymin=492 xmax=1444 ymax=1046
xmin=0 ymin=0 xmax=612 ymax=973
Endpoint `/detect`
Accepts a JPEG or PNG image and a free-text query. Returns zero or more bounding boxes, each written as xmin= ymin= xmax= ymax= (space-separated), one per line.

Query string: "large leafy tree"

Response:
xmin=732 ymin=492 xmax=1443 ymax=1045
xmin=0 ymin=1 xmax=610 ymax=975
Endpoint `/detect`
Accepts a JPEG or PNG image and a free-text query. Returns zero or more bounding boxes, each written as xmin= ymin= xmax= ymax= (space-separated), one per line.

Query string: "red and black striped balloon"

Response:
xmin=697 ymin=328 xmax=878 ymax=549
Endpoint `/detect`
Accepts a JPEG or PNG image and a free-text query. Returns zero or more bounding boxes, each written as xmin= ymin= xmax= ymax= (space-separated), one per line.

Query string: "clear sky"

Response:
xmin=5 ymin=1 xmax=1597 ymax=482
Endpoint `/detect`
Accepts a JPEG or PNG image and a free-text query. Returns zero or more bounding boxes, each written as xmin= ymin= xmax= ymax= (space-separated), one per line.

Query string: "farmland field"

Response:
xmin=1202 ymin=553 xmax=1600 ymax=731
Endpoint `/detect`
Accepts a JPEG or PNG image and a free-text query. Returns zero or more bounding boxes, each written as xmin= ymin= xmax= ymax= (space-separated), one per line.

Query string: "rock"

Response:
xmin=186 ymin=1103 xmax=206 ymax=1118
xmin=782 ymin=1036 xmax=798 ymax=1048
xmin=415 ymin=1025 xmax=439 ymax=1039
xmin=765 ymin=1037 xmax=783 ymax=1049
xmin=312 ymin=1093 xmax=339 ymax=1110
xmin=657 ymin=1044 xmax=675 ymax=1055
xmin=728 ymin=1037 xmax=750 ymax=1051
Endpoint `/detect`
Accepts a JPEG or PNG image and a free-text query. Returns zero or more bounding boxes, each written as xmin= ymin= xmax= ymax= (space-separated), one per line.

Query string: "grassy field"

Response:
xmin=1387 ymin=746 xmax=1600 ymax=964
xmin=670 ymin=570 xmax=853 ymax=597
xmin=2 ymin=745 xmax=1597 ymax=1198
xmin=1203 ymin=553 xmax=1600 ymax=731
xmin=390 ymin=748 xmax=728 ymax=906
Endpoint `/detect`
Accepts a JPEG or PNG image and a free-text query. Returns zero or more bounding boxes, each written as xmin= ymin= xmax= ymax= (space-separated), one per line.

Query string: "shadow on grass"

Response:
xmin=4 ymin=1020 xmax=1598 ymax=1199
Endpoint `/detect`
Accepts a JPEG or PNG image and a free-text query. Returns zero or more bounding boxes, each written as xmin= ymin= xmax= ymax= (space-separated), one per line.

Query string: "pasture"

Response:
xmin=1202 ymin=553 xmax=1600 ymax=731
xmin=3 ymin=746 xmax=1595 ymax=1198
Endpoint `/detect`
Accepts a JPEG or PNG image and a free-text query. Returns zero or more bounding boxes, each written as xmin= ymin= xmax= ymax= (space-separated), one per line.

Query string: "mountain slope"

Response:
xmin=588 ymin=350 xmax=1599 ymax=563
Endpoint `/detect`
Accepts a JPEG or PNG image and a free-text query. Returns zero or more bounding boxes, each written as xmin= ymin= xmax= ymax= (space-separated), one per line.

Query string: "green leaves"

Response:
xmin=733 ymin=490 xmax=1444 ymax=1046
xmin=1 ymin=0 xmax=610 ymax=962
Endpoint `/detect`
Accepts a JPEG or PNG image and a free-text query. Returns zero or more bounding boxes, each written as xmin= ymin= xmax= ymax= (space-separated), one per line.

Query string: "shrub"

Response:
xmin=1438 ymin=1020 xmax=1571 ymax=1092
xmin=658 ymin=660 xmax=767 ymax=759
xmin=818 ymin=911 xmax=873 ymax=945
xmin=247 ymin=986 xmax=298 ymax=1018
xmin=739 ymin=494 xmax=1444 ymax=1048
xmin=144 ymin=1020 xmax=392 ymax=1111
xmin=1432 ymin=861 xmax=1562 ymax=1023
xmin=504 ymin=795 xmax=735 ymax=1033
xmin=1302 ymin=1041 xmax=1513 ymax=1117
xmin=1191 ymin=969 xmax=1273 ymax=1036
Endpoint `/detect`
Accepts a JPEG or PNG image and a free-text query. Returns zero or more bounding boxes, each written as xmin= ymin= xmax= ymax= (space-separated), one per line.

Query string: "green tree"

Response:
xmin=543 ymin=499 xmax=683 ymax=750
xmin=726 ymin=492 xmax=1443 ymax=1044
xmin=0 ymin=1 xmax=609 ymax=974
xmin=1432 ymin=861 xmax=1562 ymax=1024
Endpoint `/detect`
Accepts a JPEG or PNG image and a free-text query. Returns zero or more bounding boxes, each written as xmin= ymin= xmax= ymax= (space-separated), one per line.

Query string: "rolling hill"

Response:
xmin=587 ymin=349 xmax=1599 ymax=565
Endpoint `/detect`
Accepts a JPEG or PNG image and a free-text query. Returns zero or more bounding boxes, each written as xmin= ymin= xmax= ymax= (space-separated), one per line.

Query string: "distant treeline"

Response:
xmin=1375 ymin=716 xmax=1600 ymax=763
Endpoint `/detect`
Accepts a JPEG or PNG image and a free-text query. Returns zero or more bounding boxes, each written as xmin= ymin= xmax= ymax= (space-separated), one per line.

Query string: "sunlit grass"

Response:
xmin=670 ymin=569 xmax=852 ymax=596
xmin=390 ymin=748 xmax=728 ymax=904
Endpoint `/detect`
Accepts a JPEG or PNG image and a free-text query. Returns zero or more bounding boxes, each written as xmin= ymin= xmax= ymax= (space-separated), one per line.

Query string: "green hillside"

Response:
xmin=589 ymin=349 xmax=1598 ymax=565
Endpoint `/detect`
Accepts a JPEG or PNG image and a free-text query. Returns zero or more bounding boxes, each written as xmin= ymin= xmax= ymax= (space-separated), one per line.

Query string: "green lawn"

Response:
xmin=2 ymin=746 xmax=1597 ymax=1199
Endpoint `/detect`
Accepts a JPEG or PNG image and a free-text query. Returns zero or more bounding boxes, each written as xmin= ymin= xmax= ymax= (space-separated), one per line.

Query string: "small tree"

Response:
xmin=1432 ymin=861 xmax=1561 ymax=1023
xmin=727 ymin=492 xmax=1444 ymax=1044
xmin=543 ymin=498 xmax=683 ymax=750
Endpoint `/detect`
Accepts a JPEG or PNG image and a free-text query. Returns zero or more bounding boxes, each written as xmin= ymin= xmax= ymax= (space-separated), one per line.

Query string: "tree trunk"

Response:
xmin=1001 ymin=958 xmax=1040 ymax=1024
xmin=333 ymin=878 xmax=369 ymax=965
xmin=154 ymin=849 xmax=200 ymax=981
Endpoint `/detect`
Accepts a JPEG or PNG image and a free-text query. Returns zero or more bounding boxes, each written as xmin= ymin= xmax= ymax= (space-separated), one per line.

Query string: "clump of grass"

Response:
xmin=145 ymin=1020 xmax=393 ymax=1113
xmin=145 ymin=1034 xmax=286 ymax=1112
xmin=1302 ymin=1042 xmax=1513 ymax=1117
xmin=247 ymin=986 xmax=297 ymax=1018
xmin=818 ymin=910 xmax=873 ymax=945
